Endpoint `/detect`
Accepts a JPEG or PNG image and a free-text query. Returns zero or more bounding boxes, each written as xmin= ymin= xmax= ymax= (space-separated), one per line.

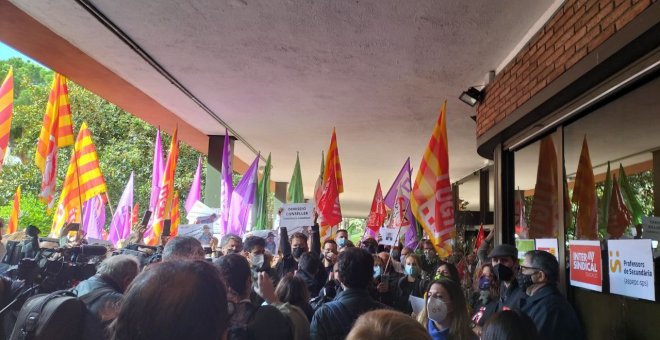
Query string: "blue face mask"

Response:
xmin=404 ymin=264 xmax=418 ymax=277
xmin=373 ymin=266 xmax=382 ymax=278
xmin=337 ymin=237 xmax=346 ymax=247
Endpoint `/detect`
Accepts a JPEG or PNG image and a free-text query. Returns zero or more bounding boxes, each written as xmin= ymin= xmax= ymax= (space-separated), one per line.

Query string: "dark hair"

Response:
xmin=362 ymin=238 xmax=378 ymax=247
xmin=213 ymin=254 xmax=251 ymax=296
xmin=437 ymin=262 xmax=460 ymax=283
xmin=111 ymin=261 xmax=228 ymax=340
xmin=289 ymin=232 xmax=308 ymax=243
xmin=338 ymin=248 xmax=374 ymax=289
xmin=482 ymin=310 xmax=539 ymax=340
xmin=324 ymin=239 xmax=337 ymax=247
xmin=162 ymin=236 xmax=205 ymax=261
xmin=525 ymin=250 xmax=559 ymax=283
xmin=244 ymin=236 xmax=266 ymax=252
xmin=220 ymin=233 xmax=243 ymax=250
xmin=336 ymin=229 xmax=348 ymax=236
xmin=421 ymin=239 xmax=435 ymax=250
xmin=299 ymin=251 xmax=320 ymax=275
xmin=275 ymin=274 xmax=310 ymax=307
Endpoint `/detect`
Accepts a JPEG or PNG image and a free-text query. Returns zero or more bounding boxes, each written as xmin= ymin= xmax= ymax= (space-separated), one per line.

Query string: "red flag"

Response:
xmin=572 ymin=137 xmax=598 ymax=239
xmin=318 ymin=163 xmax=342 ymax=227
xmin=607 ymin=176 xmax=632 ymax=239
xmin=529 ymin=136 xmax=559 ymax=238
xmin=367 ymin=181 xmax=386 ymax=232
xmin=473 ymin=224 xmax=485 ymax=252
xmin=131 ymin=203 xmax=139 ymax=226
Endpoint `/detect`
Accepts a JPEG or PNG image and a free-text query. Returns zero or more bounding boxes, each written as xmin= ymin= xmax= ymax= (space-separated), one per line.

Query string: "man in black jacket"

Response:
xmin=296 ymin=252 xmax=322 ymax=297
xmin=310 ymin=248 xmax=388 ymax=340
xmin=488 ymin=243 xmax=526 ymax=312
xmin=276 ymin=225 xmax=327 ymax=289
xmin=519 ymin=250 xmax=584 ymax=340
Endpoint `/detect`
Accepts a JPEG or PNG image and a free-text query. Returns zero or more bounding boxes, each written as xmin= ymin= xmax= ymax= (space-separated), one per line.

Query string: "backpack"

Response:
xmin=9 ymin=288 xmax=115 ymax=340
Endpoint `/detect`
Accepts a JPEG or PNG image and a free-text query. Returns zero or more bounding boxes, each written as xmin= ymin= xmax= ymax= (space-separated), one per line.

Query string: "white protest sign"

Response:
xmin=642 ymin=216 xmax=660 ymax=257
xmin=535 ymin=238 xmax=559 ymax=261
xmin=279 ymin=203 xmax=315 ymax=228
xmin=607 ymin=239 xmax=655 ymax=301
xmin=378 ymin=227 xmax=399 ymax=246
xmin=178 ymin=224 xmax=206 ymax=239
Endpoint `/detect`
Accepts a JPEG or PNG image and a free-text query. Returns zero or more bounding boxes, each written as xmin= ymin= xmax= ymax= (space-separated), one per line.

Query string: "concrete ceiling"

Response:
xmin=9 ymin=0 xmax=558 ymax=217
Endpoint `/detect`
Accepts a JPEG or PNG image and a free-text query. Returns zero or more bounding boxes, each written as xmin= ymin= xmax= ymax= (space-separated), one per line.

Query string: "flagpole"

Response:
xmin=105 ymin=192 xmax=115 ymax=220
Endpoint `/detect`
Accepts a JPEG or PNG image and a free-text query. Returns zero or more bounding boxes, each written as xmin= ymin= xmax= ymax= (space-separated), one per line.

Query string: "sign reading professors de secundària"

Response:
xmin=607 ymin=239 xmax=655 ymax=301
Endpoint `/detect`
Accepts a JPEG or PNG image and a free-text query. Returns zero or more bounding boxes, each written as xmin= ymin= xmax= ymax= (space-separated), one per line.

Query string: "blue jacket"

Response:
xmin=310 ymin=288 xmax=388 ymax=340
xmin=520 ymin=284 xmax=584 ymax=340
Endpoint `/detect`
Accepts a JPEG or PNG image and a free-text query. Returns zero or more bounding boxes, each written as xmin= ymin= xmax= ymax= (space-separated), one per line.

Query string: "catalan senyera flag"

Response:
xmin=411 ymin=100 xmax=454 ymax=257
xmin=170 ymin=192 xmax=180 ymax=237
xmin=0 ymin=67 xmax=14 ymax=169
xmin=572 ymin=136 xmax=598 ymax=240
xmin=145 ymin=128 xmax=179 ymax=245
xmin=323 ymin=128 xmax=343 ymax=193
xmin=7 ymin=186 xmax=20 ymax=235
xmin=36 ymin=73 xmax=75 ymax=207
xmin=51 ymin=123 xmax=107 ymax=237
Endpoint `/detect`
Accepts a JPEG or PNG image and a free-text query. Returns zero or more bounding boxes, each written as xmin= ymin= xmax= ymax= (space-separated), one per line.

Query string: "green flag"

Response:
xmin=618 ymin=164 xmax=643 ymax=225
xmin=253 ymin=153 xmax=272 ymax=230
xmin=598 ymin=162 xmax=612 ymax=237
xmin=287 ymin=153 xmax=304 ymax=203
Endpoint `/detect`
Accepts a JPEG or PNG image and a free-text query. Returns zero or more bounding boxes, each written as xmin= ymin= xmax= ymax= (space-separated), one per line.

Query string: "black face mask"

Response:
xmin=517 ymin=272 xmax=535 ymax=291
xmin=292 ymin=247 xmax=305 ymax=259
xmin=493 ymin=263 xmax=514 ymax=282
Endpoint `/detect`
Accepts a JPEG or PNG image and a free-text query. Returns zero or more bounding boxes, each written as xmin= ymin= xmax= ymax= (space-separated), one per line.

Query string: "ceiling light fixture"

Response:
xmin=459 ymin=86 xmax=485 ymax=107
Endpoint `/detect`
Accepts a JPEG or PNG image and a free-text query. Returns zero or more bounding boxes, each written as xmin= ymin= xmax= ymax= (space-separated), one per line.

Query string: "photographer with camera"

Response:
xmin=75 ymin=255 xmax=140 ymax=339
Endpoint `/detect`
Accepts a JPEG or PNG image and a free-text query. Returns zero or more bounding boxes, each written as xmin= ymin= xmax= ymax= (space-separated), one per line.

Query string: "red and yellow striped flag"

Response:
xmin=51 ymin=123 xmax=107 ymax=237
xmin=145 ymin=128 xmax=179 ymax=245
xmin=7 ymin=186 xmax=20 ymax=235
xmin=35 ymin=73 xmax=75 ymax=207
xmin=0 ymin=67 xmax=14 ymax=169
xmin=170 ymin=192 xmax=180 ymax=237
xmin=411 ymin=101 xmax=454 ymax=257
xmin=323 ymin=128 xmax=343 ymax=193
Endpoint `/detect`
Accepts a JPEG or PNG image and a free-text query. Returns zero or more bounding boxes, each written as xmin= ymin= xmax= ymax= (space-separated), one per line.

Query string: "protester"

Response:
xmin=388 ymin=245 xmax=404 ymax=273
xmin=400 ymin=246 xmax=413 ymax=263
xmin=296 ymin=252 xmax=323 ymax=297
xmin=394 ymin=254 xmax=427 ymax=314
xmin=322 ymin=239 xmax=338 ymax=276
xmin=276 ymin=274 xmax=315 ymax=321
xmin=310 ymin=247 xmax=389 ymax=340
xmin=481 ymin=310 xmax=539 ymax=340
xmin=487 ymin=244 xmax=525 ymax=313
xmin=312 ymin=262 xmax=343 ymax=311
xmin=417 ymin=279 xmax=476 ymax=340
xmin=346 ymin=309 xmax=432 ymax=340
xmin=420 ymin=240 xmax=442 ymax=279
xmin=76 ymin=255 xmax=140 ymax=339
xmin=276 ymin=226 xmax=326 ymax=289
xmin=373 ymin=253 xmax=401 ymax=307
xmin=265 ymin=232 xmax=277 ymax=254
xmin=161 ymin=236 xmax=205 ymax=261
xmin=220 ymin=233 xmax=244 ymax=255
xmin=244 ymin=236 xmax=277 ymax=281
xmin=360 ymin=237 xmax=379 ymax=254
xmin=198 ymin=225 xmax=213 ymax=246
xmin=214 ymin=254 xmax=293 ymax=340
xmin=435 ymin=262 xmax=460 ymax=283
xmin=469 ymin=263 xmax=498 ymax=335
xmin=110 ymin=260 xmax=229 ymax=340
xmin=519 ymin=250 xmax=584 ymax=340
xmin=335 ymin=229 xmax=349 ymax=250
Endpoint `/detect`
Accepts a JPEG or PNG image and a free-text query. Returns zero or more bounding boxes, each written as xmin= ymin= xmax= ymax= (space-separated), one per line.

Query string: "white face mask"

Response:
xmin=251 ymin=254 xmax=264 ymax=268
xmin=427 ymin=297 xmax=448 ymax=324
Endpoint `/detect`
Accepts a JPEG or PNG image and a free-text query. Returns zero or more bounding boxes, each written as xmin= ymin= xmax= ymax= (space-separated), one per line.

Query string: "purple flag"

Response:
xmin=227 ymin=155 xmax=259 ymax=236
xmin=384 ymin=158 xmax=411 ymax=209
xmin=82 ymin=195 xmax=106 ymax=240
xmin=108 ymin=173 xmax=134 ymax=245
xmin=403 ymin=202 xmax=419 ymax=249
xmin=185 ymin=157 xmax=202 ymax=213
xmin=220 ymin=131 xmax=233 ymax=233
xmin=149 ymin=129 xmax=164 ymax=212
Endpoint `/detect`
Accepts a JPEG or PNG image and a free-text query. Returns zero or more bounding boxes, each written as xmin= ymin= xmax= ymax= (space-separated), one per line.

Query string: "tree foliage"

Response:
xmin=0 ymin=58 xmax=205 ymax=233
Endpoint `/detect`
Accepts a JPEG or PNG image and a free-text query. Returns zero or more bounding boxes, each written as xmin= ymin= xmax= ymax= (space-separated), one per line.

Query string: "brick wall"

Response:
xmin=476 ymin=0 xmax=655 ymax=137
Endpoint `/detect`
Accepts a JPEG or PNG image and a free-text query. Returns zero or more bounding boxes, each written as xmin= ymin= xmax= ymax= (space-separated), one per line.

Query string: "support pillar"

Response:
xmin=204 ymin=135 xmax=235 ymax=208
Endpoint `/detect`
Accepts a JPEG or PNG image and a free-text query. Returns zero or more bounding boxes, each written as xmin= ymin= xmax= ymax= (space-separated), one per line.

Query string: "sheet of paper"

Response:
xmin=409 ymin=295 xmax=425 ymax=316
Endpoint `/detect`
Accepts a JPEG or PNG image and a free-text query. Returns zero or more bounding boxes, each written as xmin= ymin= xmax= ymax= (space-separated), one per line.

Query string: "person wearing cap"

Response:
xmin=487 ymin=242 xmax=526 ymax=314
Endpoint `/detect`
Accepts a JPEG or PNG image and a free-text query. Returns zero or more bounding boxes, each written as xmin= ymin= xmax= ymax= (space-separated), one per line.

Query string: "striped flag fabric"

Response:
xmin=35 ymin=73 xmax=75 ymax=207
xmin=0 ymin=67 xmax=14 ymax=169
xmin=144 ymin=128 xmax=179 ymax=245
xmin=411 ymin=100 xmax=454 ymax=257
xmin=323 ymin=128 xmax=343 ymax=193
xmin=51 ymin=123 xmax=108 ymax=237
xmin=171 ymin=192 xmax=180 ymax=237
xmin=7 ymin=186 xmax=20 ymax=235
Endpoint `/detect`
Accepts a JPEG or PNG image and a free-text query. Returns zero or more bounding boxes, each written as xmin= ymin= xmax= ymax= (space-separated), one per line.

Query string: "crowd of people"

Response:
xmin=66 ymin=225 xmax=584 ymax=340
